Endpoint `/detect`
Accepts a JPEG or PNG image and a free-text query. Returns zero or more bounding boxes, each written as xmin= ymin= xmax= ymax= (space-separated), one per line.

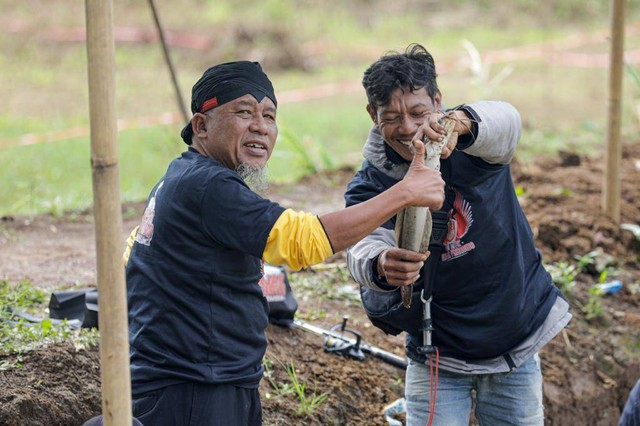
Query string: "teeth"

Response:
xmin=247 ymin=143 xmax=264 ymax=149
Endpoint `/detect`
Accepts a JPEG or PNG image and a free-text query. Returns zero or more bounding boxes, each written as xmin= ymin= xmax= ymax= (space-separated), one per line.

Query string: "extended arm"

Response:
xmin=319 ymin=141 xmax=444 ymax=253
xmin=263 ymin=141 xmax=444 ymax=271
xmin=125 ymin=143 xmax=444 ymax=273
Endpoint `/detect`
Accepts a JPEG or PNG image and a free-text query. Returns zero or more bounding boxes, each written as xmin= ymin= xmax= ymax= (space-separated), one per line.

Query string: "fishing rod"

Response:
xmin=293 ymin=316 xmax=408 ymax=369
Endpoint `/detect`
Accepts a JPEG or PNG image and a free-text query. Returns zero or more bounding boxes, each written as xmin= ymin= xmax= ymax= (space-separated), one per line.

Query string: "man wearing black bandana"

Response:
xmin=124 ymin=60 xmax=446 ymax=425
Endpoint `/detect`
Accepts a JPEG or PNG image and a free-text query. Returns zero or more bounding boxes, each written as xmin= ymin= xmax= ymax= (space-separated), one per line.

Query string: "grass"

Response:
xmin=1 ymin=1 xmax=640 ymax=216
xmin=0 ymin=127 xmax=184 ymax=216
xmin=547 ymin=261 xmax=578 ymax=296
xmin=263 ymin=354 xmax=329 ymax=418
xmin=546 ymin=245 xmax=626 ymax=322
xmin=289 ymin=266 xmax=361 ymax=306
xmin=0 ymin=281 xmax=100 ymax=358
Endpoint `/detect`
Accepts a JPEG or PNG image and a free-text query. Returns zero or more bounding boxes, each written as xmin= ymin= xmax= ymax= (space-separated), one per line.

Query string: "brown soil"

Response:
xmin=1 ymin=144 xmax=639 ymax=426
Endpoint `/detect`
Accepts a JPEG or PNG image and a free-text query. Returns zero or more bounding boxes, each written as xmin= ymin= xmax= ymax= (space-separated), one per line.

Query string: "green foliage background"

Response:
xmin=1 ymin=0 xmax=640 ymax=216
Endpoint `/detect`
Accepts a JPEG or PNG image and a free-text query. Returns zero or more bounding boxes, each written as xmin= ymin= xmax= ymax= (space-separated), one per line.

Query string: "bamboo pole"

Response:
xmin=85 ymin=1 xmax=132 ymax=425
xmin=148 ymin=0 xmax=190 ymax=123
xmin=603 ymin=0 xmax=625 ymax=222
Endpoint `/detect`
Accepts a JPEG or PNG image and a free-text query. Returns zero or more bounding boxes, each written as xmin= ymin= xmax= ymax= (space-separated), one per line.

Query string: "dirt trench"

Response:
xmin=0 ymin=143 xmax=639 ymax=425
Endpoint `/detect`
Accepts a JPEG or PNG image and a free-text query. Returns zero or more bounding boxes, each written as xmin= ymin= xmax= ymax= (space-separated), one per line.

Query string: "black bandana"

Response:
xmin=180 ymin=61 xmax=277 ymax=144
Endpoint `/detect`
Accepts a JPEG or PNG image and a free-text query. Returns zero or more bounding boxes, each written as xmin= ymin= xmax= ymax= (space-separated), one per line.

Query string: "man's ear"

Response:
xmin=192 ymin=113 xmax=208 ymax=137
xmin=366 ymin=104 xmax=378 ymax=125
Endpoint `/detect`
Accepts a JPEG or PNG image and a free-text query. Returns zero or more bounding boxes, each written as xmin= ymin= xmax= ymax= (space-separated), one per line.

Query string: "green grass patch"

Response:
xmin=0 ymin=93 xmax=374 ymax=216
xmin=289 ymin=267 xmax=360 ymax=307
xmin=2 ymin=1 xmax=640 ymax=216
xmin=0 ymin=126 xmax=185 ymax=216
xmin=0 ymin=281 xmax=99 ymax=357
xmin=263 ymin=354 xmax=329 ymax=418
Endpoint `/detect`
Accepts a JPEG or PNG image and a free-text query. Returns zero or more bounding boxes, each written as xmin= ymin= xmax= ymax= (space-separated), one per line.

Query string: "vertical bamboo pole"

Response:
xmin=603 ymin=0 xmax=625 ymax=222
xmin=85 ymin=1 xmax=132 ymax=425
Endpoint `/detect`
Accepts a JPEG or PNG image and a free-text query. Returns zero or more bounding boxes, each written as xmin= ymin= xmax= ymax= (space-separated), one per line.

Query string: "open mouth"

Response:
xmin=244 ymin=142 xmax=268 ymax=153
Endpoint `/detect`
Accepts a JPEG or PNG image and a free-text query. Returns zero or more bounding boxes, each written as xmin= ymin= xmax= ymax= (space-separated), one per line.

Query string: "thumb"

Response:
xmin=409 ymin=140 xmax=426 ymax=167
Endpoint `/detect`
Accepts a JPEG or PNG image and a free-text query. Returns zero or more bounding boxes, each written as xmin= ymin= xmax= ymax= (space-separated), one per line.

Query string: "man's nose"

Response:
xmin=398 ymin=115 xmax=422 ymax=136
xmin=250 ymin=115 xmax=269 ymax=134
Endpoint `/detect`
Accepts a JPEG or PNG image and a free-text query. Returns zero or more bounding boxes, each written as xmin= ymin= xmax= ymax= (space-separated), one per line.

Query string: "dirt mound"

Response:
xmin=0 ymin=344 xmax=101 ymax=425
xmin=0 ymin=143 xmax=639 ymax=425
xmin=513 ymin=145 xmax=640 ymax=267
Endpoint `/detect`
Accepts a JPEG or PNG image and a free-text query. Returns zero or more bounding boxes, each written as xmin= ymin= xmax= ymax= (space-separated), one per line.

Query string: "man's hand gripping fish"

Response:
xmin=395 ymin=117 xmax=456 ymax=308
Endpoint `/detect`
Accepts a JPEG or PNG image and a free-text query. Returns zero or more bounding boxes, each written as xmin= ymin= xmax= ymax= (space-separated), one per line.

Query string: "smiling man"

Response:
xmin=125 ymin=60 xmax=446 ymax=425
xmin=345 ymin=44 xmax=571 ymax=426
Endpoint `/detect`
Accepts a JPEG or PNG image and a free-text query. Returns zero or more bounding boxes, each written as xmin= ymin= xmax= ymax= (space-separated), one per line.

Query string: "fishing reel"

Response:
xmin=323 ymin=316 xmax=366 ymax=361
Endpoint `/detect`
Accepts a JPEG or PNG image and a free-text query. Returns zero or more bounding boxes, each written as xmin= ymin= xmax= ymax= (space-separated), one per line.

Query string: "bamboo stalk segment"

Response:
xmin=603 ymin=0 xmax=625 ymax=222
xmin=85 ymin=1 xmax=132 ymax=425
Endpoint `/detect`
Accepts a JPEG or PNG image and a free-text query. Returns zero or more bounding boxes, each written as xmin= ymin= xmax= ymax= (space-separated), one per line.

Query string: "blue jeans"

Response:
xmin=619 ymin=378 xmax=640 ymax=426
xmin=405 ymin=354 xmax=543 ymax=426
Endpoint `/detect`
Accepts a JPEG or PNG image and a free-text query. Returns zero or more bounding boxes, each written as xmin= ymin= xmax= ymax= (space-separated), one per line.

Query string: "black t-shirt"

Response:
xmin=126 ymin=148 xmax=286 ymax=394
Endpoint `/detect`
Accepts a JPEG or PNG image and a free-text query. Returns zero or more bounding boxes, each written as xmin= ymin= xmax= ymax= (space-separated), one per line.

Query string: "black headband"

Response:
xmin=180 ymin=61 xmax=277 ymax=145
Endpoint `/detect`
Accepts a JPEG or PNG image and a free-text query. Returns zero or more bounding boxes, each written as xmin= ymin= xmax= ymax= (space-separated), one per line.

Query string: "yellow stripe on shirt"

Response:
xmin=264 ymin=209 xmax=334 ymax=271
xmin=124 ymin=210 xmax=333 ymax=271
xmin=123 ymin=225 xmax=138 ymax=266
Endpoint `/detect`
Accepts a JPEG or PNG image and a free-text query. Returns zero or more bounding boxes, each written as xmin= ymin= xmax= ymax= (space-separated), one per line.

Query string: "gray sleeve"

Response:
xmin=461 ymin=101 xmax=521 ymax=165
xmin=346 ymin=227 xmax=396 ymax=291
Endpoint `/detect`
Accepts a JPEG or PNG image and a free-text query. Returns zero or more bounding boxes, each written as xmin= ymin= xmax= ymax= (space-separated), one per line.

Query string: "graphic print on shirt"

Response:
xmin=258 ymin=263 xmax=287 ymax=302
xmin=135 ymin=181 xmax=164 ymax=246
xmin=441 ymin=189 xmax=476 ymax=261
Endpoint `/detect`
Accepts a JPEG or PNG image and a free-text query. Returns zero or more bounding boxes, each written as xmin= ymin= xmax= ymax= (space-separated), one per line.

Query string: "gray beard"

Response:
xmin=236 ymin=163 xmax=269 ymax=197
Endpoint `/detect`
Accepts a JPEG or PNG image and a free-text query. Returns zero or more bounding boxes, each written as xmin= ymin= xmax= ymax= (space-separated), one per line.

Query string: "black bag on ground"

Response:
xmin=49 ymin=288 xmax=98 ymax=328
xmin=360 ymin=210 xmax=449 ymax=336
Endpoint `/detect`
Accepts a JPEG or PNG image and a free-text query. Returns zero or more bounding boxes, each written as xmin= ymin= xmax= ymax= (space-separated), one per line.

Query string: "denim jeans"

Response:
xmin=619 ymin=378 xmax=640 ymax=426
xmin=405 ymin=354 xmax=543 ymax=426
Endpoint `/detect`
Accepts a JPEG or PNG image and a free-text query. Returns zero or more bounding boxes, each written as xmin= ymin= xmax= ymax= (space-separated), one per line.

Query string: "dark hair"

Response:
xmin=362 ymin=43 xmax=438 ymax=111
